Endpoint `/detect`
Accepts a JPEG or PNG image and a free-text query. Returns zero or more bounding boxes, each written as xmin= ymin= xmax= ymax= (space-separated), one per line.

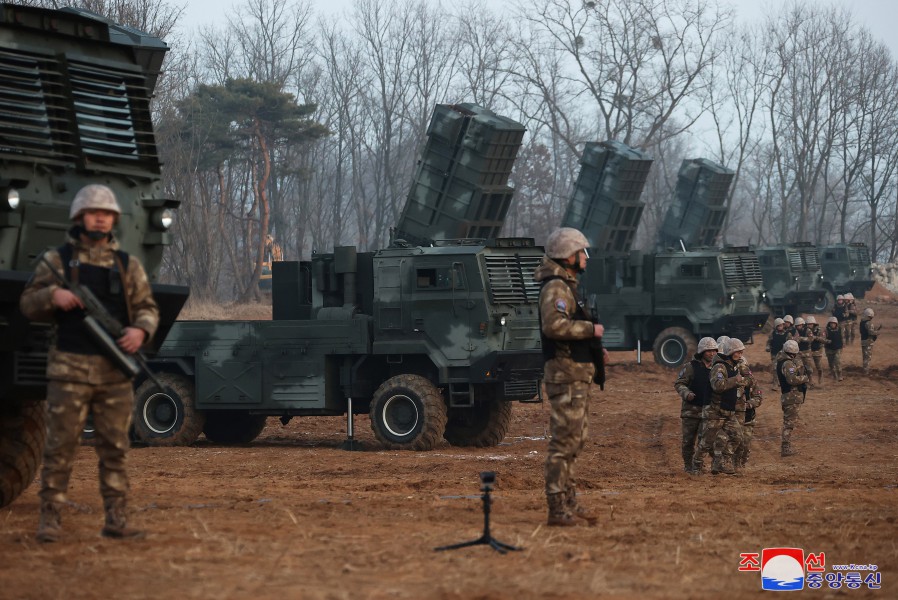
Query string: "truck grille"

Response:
xmin=848 ymin=245 xmax=870 ymax=267
xmin=504 ymin=379 xmax=538 ymax=400
xmin=721 ymin=254 xmax=762 ymax=288
xmin=484 ymin=254 xmax=541 ymax=304
xmin=0 ymin=47 xmax=159 ymax=170
xmin=787 ymin=247 xmax=820 ymax=271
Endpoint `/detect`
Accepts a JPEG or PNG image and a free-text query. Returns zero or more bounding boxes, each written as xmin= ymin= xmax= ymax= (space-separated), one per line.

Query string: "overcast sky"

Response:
xmin=179 ymin=0 xmax=898 ymax=57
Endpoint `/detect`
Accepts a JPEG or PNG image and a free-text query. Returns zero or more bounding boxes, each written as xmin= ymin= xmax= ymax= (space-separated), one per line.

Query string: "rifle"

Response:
xmin=40 ymin=255 xmax=164 ymax=391
xmin=587 ymin=293 xmax=606 ymax=390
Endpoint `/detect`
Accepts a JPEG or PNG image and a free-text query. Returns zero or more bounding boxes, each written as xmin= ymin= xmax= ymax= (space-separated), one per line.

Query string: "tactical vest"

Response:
xmin=860 ymin=320 xmax=874 ymax=341
xmin=833 ymin=304 xmax=848 ymax=322
xmin=538 ymin=276 xmax=593 ymax=363
xmin=810 ymin=326 xmax=824 ymax=351
xmin=826 ymin=326 xmax=843 ymax=350
xmin=687 ymin=359 xmax=713 ymax=407
xmin=769 ymin=330 xmax=788 ymax=355
xmin=795 ymin=326 xmax=811 ymax=351
xmin=714 ymin=360 xmax=739 ymax=411
xmin=777 ymin=357 xmax=804 ymax=393
xmin=55 ymin=244 xmax=131 ymax=355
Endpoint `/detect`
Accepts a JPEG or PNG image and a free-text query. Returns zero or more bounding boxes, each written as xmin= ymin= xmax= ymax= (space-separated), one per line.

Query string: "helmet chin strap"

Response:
xmin=74 ymin=224 xmax=111 ymax=242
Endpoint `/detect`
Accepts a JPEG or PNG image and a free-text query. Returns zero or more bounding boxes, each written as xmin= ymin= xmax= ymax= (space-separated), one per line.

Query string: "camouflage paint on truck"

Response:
xmin=755 ymin=242 xmax=826 ymax=316
xmin=816 ymin=243 xmax=874 ymax=311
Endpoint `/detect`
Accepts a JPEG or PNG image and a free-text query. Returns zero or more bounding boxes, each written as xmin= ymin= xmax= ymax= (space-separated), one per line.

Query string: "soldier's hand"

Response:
xmin=118 ymin=327 xmax=146 ymax=354
xmin=686 ymin=392 xmax=696 ymax=401
xmin=52 ymin=288 xmax=84 ymax=311
xmin=735 ymin=374 xmax=745 ymax=385
xmin=594 ymin=323 xmax=604 ymax=338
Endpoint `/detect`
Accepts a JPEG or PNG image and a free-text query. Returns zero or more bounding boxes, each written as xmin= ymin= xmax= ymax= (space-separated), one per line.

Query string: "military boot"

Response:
xmin=565 ymin=488 xmax=598 ymax=526
xmin=101 ymin=497 xmax=145 ymax=539
xmin=36 ymin=501 xmax=62 ymax=543
xmin=781 ymin=443 xmax=796 ymax=457
xmin=720 ymin=455 xmax=737 ymax=475
xmin=546 ymin=493 xmax=577 ymax=527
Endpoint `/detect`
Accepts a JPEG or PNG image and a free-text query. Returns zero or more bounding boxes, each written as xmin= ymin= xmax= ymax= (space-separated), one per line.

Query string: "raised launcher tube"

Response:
xmin=392 ymin=103 xmax=525 ymax=247
xmin=656 ymin=158 xmax=735 ymax=251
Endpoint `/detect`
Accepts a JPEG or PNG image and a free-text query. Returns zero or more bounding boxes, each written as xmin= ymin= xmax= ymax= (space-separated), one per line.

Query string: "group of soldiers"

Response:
xmin=675 ymin=296 xmax=883 ymax=476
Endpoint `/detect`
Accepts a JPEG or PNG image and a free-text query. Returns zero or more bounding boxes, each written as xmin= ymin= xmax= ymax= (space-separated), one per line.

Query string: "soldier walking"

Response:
xmin=704 ymin=339 xmax=746 ymax=475
xmin=776 ymin=340 xmax=809 ymax=457
xmin=845 ymin=293 xmax=859 ymax=345
xmin=674 ymin=337 xmax=717 ymax=474
xmin=766 ymin=318 xmax=788 ymax=389
xmin=20 ymin=185 xmax=159 ymax=542
xmin=535 ymin=227 xmax=606 ymax=527
xmin=807 ymin=316 xmax=825 ymax=387
xmin=860 ymin=308 xmax=880 ymax=374
xmin=793 ymin=317 xmax=814 ymax=387
xmin=833 ymin=295 xmax=849 ymax=344
xmin=824 ymin=316 xmax=844 ymax=381
xmin=734 ymin=355 xmax=762 ymax=470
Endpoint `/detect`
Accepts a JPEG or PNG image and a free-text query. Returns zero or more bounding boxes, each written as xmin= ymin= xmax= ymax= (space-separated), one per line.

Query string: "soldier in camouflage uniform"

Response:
xmin=782 ymin=314 xmax=796 ymax=339
xmin=793 ymin=317 xmax=814 ymax=387
xmin=845 ymin=293 xmax=859 ymax=345
xmin=734 ymin=354 xmax=762 ymax=470
xmin=704 ymin=339 xmax=746 ymax=475
xmin=535 ymin=227 xmax=606 ymax=527
xmin=20 ymin=185 xmax=159 ymax=543
xmin=860 ymin=308 xmax=880 ymax=374
xmin=833 ymin=295 xmax=849 ymax=344
xmin=776 ymin=340 xmax=809 ymax=457
xmin=674 ymin=337 xmax=717 ymax=474
xmin=824 ymin=316 xmax=844 ymax=381
xmin=766 ymin=318 xmax=789 ymax=389
xmin=806 ymin=316 xmax=825 ymax=387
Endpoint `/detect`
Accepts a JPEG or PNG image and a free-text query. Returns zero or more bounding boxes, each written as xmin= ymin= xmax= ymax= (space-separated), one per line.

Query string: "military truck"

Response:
xmin=755 ymin=242 xmax=826 ymax=316
xmin=816 ymin=243 xmax=875 ymax=311
xmin=0 ymin=4 xmax=187 ymax=508
xmin=564 ymin=146 xmax=768 ymax=368
xmin=135 ymin=103 xmax=544 ymax=451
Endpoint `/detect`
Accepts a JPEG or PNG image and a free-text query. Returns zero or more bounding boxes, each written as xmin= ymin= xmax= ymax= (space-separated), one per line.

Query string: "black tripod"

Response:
xmin=435 ymin=472 xmax=522 ymax=554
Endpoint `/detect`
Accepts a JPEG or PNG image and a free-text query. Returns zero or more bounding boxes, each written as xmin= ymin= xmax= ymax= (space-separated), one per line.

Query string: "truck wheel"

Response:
xmin=202 ymin=412 xmax=267 ymax=444
xmin=814 ymin=291 xmax=834 ymax=313
xmin=0 ymin=400 xmax=47 ymax=508
xmin=444 ymin=400 xmax=512 ymax=448
xmin=133 ymin=373 xmax=205 ymax=446
xmin=369 ymin=374 xmax=447 ymax=450
xmin=652 ymin=327 xmax=697 ymax=368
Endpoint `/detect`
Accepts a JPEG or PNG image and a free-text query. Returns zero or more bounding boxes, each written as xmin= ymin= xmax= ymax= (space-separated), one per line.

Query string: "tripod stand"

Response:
xmin=435 ymin=472 xmax=521 ymax=554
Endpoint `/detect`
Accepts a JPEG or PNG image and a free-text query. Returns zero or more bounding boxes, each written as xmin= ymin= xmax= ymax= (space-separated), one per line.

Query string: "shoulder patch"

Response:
xmin=788 ymin=367 xmax=795 ymax=373
xmin=678 ymin=368 xmax=685 ymax=378
xmin=555 ymin=299 xmax=568 ymax=313
xmin=716 ymin=372 xmax=724 ymax=379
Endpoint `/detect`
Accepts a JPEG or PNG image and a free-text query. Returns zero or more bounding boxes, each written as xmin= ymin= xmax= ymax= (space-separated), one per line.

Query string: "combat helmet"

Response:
xmin=836 ymin=294 xmax=845 ymax=301
xmin=774 ymin=318 xmax=784 ymax=328
xmin=795 ymin=317 xmax=805 ymax=326
xmin=697 ymin=337 xmax=718 ymax=354
xmin=828 ymin=316 xmax=839 ymax=325
xmin=806 ymin=316 xmax=817 ymax=325
xmin=783 ymin=315 xmax=794 ymax=325
xmin=70 ymin=184 xmax=122 ymax=221
xmin=724 ymin=338 xmax=745 ymax=355
xmin=863 ymin=308 xmax=874 ymax=318
xmin=545 ymin=227 xmax=590 ymax=259
xmin=783 ymin=340 xmax=799 ymax=354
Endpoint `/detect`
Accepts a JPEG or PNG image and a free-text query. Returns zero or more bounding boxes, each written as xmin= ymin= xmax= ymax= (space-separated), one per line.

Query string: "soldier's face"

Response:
xmin=82 ymin=209 xmax=116 ymax=233
xmin=702 ymin=350 xmax=716 ymax=361
xmin=731 ymin=350 xmax=744 ymax=361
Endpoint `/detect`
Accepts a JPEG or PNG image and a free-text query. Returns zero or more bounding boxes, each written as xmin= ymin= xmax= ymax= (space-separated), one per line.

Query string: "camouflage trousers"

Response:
xmin=862 ymin=340 xmax=874 ymax=373
xmin=735 ymin=409 xmax=755 ymax=467
xmin=39 ymin=379 xmax=134 ymax=504
xmin=780 ymin=392 xmax=804 ymax=445
xmin=769 ymin=355 xmax=780 ymax=387
xmin=544 ymin=381 xmax=589 ymax=496
xmin=842 ymin=321 xmax=857 ymax=345
xmin=811 ymin=352 xmax=824 ymax=384
xmin=680 ymin=404 xmax=703 ymax=470
xmin=825 ymin=350 xmax=843 ymax=380
xmin=799 ymin=351 xmax=814 ymax=382
xmin=699 ymin=404 xmax=742 ymax=465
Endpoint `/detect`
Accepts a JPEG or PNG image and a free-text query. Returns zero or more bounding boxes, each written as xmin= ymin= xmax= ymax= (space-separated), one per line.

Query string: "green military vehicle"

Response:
xmin=136 ymin=103 xmax=544 ymax=451
xmin=0 ymin=4 xmax=187 ymax=507
xmin=755 ymin=242 xmax=826 ymax=317
xmin=565 ymin=146 xmax=767 ymax=368
xmin=816 ymin=243 xmax=875 ymax=311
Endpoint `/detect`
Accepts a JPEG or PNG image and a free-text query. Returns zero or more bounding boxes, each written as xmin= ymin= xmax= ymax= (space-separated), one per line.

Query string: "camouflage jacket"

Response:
xmin=775 ymin=351 xmax=808 ymax=403
xmin=534 ymin=256 xmax=596 ymax=384
xmin=709 ymin=354 xmax=743 ymax=411
xmin=20 ymin=232 xmax=159 ymax=384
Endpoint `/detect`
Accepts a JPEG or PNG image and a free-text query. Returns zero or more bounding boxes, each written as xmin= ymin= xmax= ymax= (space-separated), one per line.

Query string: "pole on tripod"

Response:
xmin=434 ymin=473 xmax=521 ymax=554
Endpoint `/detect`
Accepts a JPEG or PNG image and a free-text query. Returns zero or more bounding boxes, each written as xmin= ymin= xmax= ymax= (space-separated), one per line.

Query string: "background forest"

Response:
xmin=20 ymin=0 xmax=898 ymax=300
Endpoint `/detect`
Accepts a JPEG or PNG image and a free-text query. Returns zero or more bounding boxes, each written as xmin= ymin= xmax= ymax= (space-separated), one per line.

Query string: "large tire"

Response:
xmin=652 ymin=327 xmax=698 ymax=368
xmin=369 ymin=374 xmax=447 ymax=450
xmin=813 ymin=290 xmax=835 ymax=314
xmin=444 ymin=399 xmax=512 ymax=448
xmin=202 ymin=412 xmax=267 ymax=444
xmin=133 ymin=373 xmax=205 ymax=446
xmin=0 ymin=400 xmax=46 ymax=508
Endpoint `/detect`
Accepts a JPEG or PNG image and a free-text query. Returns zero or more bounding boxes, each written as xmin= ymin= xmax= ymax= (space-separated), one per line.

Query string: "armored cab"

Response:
xmin=142 ymin=103 xmax=543 ymax=452
xmin=567 ymin=148 xmax=767 ymax=367
xmin=0 ymin=4 xmax=187 ymax=507
xmin=817 ymin=243 xmax=874 ymax=311
xmin=755 ymin=242 xmax=826 ymax=316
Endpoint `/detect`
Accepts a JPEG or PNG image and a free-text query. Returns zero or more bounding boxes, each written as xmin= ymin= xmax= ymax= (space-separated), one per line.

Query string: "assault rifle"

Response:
xmin=587 ymin=293 xmax=606 ymax=390
xmin=40 ymin=256 xmax=164 ymax=390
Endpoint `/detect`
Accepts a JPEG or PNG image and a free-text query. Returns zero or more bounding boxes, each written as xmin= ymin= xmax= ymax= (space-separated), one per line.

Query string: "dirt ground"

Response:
xmin=1 ymin=295 xmax=896 ymax=599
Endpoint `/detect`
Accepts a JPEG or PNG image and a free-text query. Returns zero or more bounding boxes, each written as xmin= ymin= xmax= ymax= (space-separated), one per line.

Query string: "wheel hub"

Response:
xmin=143 ymin=392 xmax=179 ymax=435
xmin=660 ymin=338 xmax=686 ymax=365
xmin=382 ymin=394 xmax=419 ymax=438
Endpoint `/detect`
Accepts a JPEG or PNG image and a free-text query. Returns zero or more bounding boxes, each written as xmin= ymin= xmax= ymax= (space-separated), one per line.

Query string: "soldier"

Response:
xmin=782 ymin=314 xmax=796 ymax=339
xmin=674 ymin=337 xmax=717 ymax=474
xmin=833 ymin=295 xmax=849 ymax=343
xmin=535 ymin=227 xmax=606 ymax=527
xmin=20 ymin=185 xmax=159 ymax=542
xmin=824 ymin=316 xmax=844 ymax=381
xmin=704 ymin=339 xmax=746 ymax=475
xmin=860 ymin=308 xmax=880 ymax=375
xmin=807 ymin=316 xmax=825 ymax=387
xmin=734 ymin=352 xmax=762 ymax=470
xmin=776 ymin=340 xmax=809 ymax=457
xmin=845 ymin=293 xmax=859 ymax=345
xmin=766 ymin=318 xmax=789 ymax=389
xmin=793 ymin=317 xmax=814 ymax=387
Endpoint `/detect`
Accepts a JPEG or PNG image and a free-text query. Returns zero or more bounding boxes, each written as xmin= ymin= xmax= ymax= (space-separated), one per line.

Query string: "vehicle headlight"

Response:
xmin=151 ymin=208 xmax=174 ymax=230
xmin=499 ymin=316 xmax=507 ymax=327
xmin=5 ymin=189 xmax=19 ymax=210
